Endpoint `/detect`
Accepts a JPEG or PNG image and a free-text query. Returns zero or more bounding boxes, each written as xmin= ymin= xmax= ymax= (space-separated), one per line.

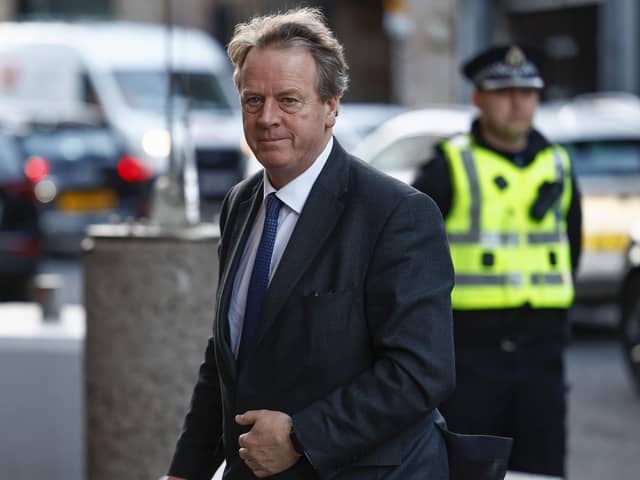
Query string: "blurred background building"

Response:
xmin=1 ymin=2 xmax=640 ymax=480
xmin=0 ymin=0 xmax=638 ymax=106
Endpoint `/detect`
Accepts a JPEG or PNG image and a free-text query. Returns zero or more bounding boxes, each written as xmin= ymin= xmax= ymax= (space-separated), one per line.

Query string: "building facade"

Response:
xmin=0 ymin=0 xmax=638 ymax=105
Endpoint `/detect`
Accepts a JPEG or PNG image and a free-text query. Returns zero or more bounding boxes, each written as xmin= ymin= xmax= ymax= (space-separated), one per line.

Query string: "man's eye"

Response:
xmin=242 ymin=96 xmax=264 ymax=112
xmin=279 ymin=97 xmax=303 ymax=112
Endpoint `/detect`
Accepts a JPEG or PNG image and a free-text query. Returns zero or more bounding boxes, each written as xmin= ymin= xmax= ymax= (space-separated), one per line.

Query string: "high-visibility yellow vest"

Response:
xmin=441 ymin=134 xmax=575 ymax=310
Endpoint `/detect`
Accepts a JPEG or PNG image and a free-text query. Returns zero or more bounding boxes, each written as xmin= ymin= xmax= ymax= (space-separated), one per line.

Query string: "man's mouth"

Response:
xmin=257 ymin=138 xmax=289 ymax=148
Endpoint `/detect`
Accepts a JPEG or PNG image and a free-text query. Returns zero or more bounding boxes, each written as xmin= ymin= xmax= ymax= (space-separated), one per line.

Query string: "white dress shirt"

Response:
xmin=228 ymin=137 xmax=334 ymax=357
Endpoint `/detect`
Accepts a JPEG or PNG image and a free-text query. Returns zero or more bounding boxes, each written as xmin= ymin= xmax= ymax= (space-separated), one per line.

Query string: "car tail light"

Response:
xmin=6 ymin=180 xmax=36 ymax=200
xmin=10 ymin=238 xmax=42 ymax=258
xmin=24 ymin=155 xmax=50 ymax=183
xmin=117 ymin=155 xmax=152 ymax=182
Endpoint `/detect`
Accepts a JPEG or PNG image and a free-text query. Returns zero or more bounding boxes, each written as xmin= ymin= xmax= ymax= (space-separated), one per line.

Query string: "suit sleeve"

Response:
xmin=167 ymin=338 xmax=224 ymax=480
xmin=167 ymin=190 xmax=235 ymax=479
xmin=292 ymin=191 xmax=456 ymax=475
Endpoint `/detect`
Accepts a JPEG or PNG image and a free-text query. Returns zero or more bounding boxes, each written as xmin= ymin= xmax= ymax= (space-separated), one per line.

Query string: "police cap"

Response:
xmin=462 ymin=45 xmax=544 ymax=91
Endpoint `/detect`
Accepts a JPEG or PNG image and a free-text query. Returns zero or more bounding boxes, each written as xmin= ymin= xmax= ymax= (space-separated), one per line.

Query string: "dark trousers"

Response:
xmin=441 ymin=329 xmax=567 ymax=478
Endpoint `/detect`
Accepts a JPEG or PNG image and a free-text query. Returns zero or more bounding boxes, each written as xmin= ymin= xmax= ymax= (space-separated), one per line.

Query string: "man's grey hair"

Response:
xmin=227 ymin=7 xmax=349 ymax=102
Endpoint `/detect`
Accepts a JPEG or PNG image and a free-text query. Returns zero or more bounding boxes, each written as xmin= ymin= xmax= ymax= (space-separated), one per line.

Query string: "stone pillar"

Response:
xmin=455 ymin=0 xmax=494 ymax=102
xmin=598 ymin=0 xmax=638 ymax=93
xmin=390 ymin=0 xmax=458 ymax=106
xmin=83 ymin=223 xmax=219 ymax=480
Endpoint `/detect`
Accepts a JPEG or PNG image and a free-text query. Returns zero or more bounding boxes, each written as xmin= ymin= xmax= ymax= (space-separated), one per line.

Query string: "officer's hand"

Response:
xmin=236 ymin=409 xmax=301 ymax=478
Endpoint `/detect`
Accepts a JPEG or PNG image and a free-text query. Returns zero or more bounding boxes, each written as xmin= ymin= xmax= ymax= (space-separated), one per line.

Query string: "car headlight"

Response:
xmin=629 ymin=243 xmax=640 ymax=267
xmin=142 ymin=128 xmax=171 ymax=159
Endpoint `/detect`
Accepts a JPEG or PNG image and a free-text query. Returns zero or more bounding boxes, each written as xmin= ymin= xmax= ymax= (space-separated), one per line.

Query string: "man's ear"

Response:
xmin=325 ymin=97 xmax=339 ymax=128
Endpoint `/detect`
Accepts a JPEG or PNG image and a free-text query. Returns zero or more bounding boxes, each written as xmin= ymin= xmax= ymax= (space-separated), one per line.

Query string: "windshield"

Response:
xmin=562 ymin=139 xmax=640 ymax=177
xmin=22 ymin=128 xmax=120 ymax=164
xmin=114 ymin=70 xmax=232 ymax=113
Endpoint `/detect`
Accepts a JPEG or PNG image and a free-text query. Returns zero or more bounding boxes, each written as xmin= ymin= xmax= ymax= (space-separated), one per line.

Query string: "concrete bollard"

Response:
xmin=83 ymin=223 xmax=219 ymax=480
xmin=33 ymin=273 xmax=63 ymax=322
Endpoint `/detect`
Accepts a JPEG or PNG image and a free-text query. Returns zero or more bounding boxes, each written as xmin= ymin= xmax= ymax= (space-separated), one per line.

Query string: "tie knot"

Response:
xmin=265 ymin=193 xmax=282 ymax=220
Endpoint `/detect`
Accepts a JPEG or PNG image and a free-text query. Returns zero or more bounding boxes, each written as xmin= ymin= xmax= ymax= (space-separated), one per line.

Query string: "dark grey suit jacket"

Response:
xmin=168 ymin=140 xmax=456 ymax=480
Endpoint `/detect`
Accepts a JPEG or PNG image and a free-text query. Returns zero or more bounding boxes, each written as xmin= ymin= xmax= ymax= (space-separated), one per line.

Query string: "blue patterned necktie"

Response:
xmin=237 ymin=193 xmax=282 ymax=367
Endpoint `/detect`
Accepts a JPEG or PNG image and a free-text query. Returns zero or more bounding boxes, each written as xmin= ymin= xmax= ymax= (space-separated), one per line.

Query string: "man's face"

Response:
xmin=238 ymin=46 xmax=338 ymax=189
xmin=473 ymin=87 xmax=539 ymax=144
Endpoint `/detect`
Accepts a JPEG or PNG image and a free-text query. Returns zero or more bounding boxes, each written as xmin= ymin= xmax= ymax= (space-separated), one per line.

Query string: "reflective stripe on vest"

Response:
xmin=456 ymin=273 xmax=524 ymax=286
xmin=443 ymin=137 xmax=575 ymax=309
xmin=531 ymin=273 xmax=569 ymax=285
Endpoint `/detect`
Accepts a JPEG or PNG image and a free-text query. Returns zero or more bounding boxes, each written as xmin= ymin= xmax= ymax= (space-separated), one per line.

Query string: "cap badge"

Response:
xmin=505 ymin=46 xmax=526 ymax=67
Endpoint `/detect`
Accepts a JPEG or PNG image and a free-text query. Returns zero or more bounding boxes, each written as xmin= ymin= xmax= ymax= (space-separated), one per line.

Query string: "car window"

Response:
xmin=563 ymin=139 xmax=640 ymax=176
xmin=0 ymin=132 xmax=22 ymax=176
xmin=114 ymin=70 xmax=232 ymax=112
xmin=22 ymin=128 xmax=120 ymax=163
xmin=370 ymin=135 xmax=441 ymax=171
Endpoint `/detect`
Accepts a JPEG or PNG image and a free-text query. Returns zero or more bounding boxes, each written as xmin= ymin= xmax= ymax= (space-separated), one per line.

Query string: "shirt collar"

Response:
xmin=263 ymin=136 xmax=333 ymax=214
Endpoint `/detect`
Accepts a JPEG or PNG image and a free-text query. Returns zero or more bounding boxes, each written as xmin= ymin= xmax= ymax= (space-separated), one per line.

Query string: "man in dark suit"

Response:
xmin=165 ymin=7 xmax=455 ymax=479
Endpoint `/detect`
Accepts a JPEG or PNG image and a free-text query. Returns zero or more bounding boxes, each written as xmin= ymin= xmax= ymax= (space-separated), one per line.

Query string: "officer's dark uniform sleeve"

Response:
xmin=567 ymin=174 xmax=582 ymax=273
xmin=411 ymin=145 xmax=453 ymax=218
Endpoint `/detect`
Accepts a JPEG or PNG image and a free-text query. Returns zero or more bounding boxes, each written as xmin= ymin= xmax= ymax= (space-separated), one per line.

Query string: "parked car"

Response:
xmin=621 ymin=224 xmax=640 ymax=394
xmin=335 ymin=102 xmax=408 ymax=150
xmin=351 ymin=104 xmax=474 ymax=184
xmin=352 ymin=94 xmax=640 ymax=326
xmin=0 ymin=128 xmax=41 ymax=299
xmin=536 ymin=93 xmax=640 ymax=322
xmin=0 ymin=20 xmax=245 ymax=214
xmin=17 ymin=121 xmax=152 ymax=254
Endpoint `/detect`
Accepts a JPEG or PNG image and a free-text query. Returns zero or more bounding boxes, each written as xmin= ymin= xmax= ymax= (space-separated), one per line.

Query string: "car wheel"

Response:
xmin=621 ymin=273 xmax=640 ymax=395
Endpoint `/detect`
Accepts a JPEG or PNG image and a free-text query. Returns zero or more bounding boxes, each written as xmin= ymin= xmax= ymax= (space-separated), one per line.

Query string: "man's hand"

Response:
xmin=236 ymin=409 xmax=302 ymax=477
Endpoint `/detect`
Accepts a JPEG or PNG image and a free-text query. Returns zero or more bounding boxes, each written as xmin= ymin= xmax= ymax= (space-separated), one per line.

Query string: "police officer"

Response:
xmin=412 ymin=45 xmax=582 ymax=478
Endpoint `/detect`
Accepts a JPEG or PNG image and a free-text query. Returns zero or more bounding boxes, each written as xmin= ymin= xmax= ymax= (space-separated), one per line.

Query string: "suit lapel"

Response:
xmin=216 ymin=178 xmax=263 ymax=380
xmin=255 ymin=141 xmax=350 ymax=348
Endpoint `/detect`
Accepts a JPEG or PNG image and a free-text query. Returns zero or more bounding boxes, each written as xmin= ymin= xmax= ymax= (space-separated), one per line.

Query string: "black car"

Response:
xmin=0 ymin=128 xmax=42 ymax=300
xmin=621 ymin=230 xmax=640 ymax=394
xmin=19 ymin=123 xmax=153 ymax=254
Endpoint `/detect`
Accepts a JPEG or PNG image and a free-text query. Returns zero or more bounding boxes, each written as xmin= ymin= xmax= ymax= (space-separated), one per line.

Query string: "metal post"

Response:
xmin=149 ymin=0 xmax=201 ymax=227
xmin=33 ymin=273 xmax=63 ymax=323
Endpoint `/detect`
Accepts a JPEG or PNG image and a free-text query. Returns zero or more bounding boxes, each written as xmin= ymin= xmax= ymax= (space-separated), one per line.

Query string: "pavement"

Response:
xmin=566 ymin=327 xmax=640 ymax=480
xmin=1 ymin=303 xmax=638 ymax=479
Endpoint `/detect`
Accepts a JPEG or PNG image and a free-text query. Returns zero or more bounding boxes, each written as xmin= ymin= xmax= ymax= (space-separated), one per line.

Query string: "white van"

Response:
xmin=0 ymin=20 xmax=245 ymax=205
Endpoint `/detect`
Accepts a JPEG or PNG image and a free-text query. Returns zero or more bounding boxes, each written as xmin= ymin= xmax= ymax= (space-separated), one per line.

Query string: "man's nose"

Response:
xmin=256 ymin=98 xmax=280 ymax=126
